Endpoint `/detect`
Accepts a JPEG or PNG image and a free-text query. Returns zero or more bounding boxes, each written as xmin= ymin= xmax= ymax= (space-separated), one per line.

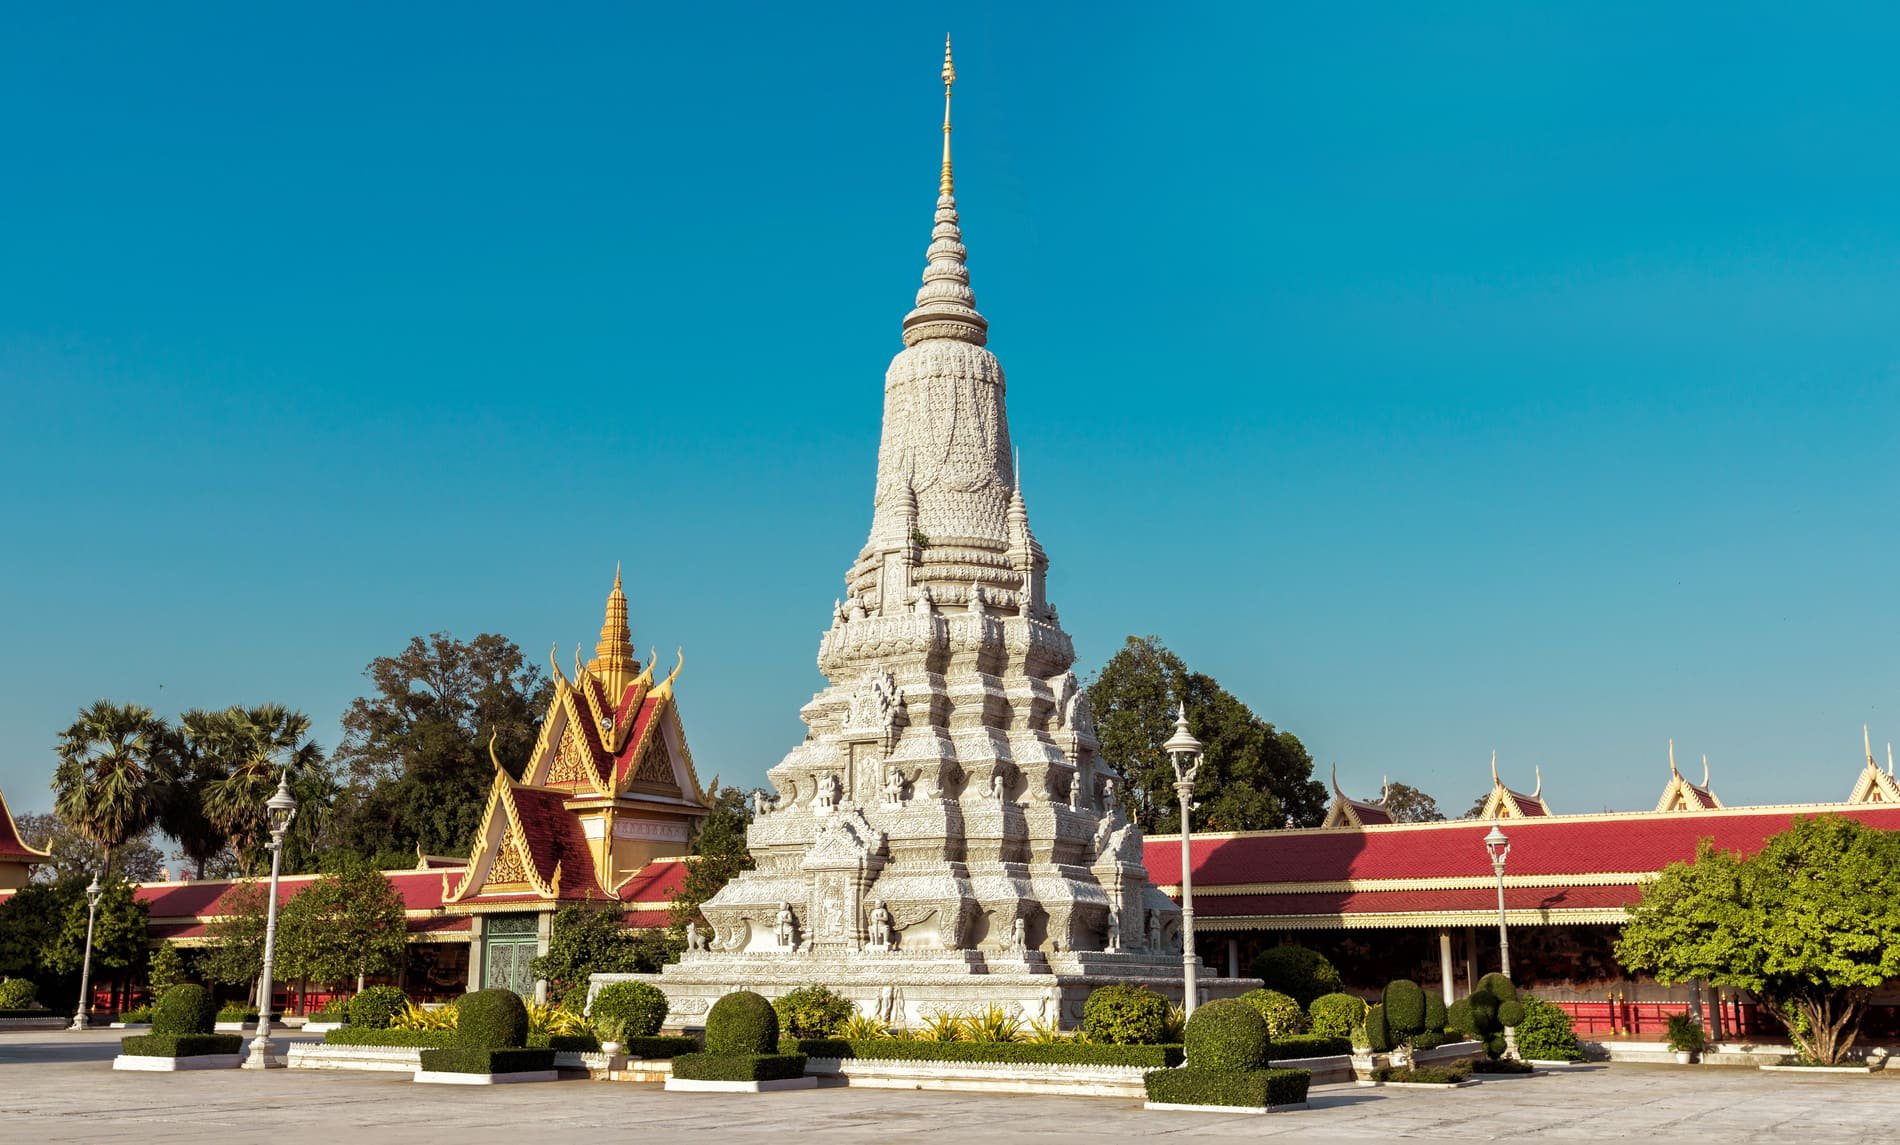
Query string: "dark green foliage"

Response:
xmin=1410 ymin=1030 xmax=1450 ymax=1050
xmin=0 ymin=978 xmax=36 ymax=1008
xmin=147 ymin=941 xmax=185 ymax=996
xmin=43 ymin=878 xmax=149 ymax=978
xmin=1143 ymin=1066 xmax=1311 ymax=1108
xmin=1382 ymin=980 xmax=1427 ymax=1039
xmin=1514 ymin=997 xmax=1585 ymax=1061
xmin=153 ymin=983 xmax=217 ymax=1036
xmin=1372 ymin=1060 xmax=1472 ymax=1084
xmin=1183 ymin=997 xmax=1270 ymax=1073
xmin=780 ymin=1039 xmax=1182 ymax=1067
xmin=455 ymin=988 xmax=529 ymax=1049
xmin=1471 ymin=1057 xmax=1536 ymax=1074
xmin=624 ymin=1035 xmax=700 ymax=1059
xmin=199 ymin=880 xmax=269 ymax=988
xmin=1268 ymin=1034 xmax=1352 ymax=1060
xmin=347 ymin=985 xmax=409 ymax=1030
xmin=1498 ymin=999 xmax=1526 ymax=1028
xmin=119 ymin=1033 xmax=243 ymax=1058
xmin=772 ymin=985 xmax=855 ymax=1039
xmin=1456 ymin=979 xmax=1512 ymax=1058
xmin=328 ymin=633 xmax=551 ymax=859
xmin=1307 ymin=992 xmax=1366 ymax=1040
xmin=1484 ymin=1033 xmax=1507 ymax=1057
xmin=1238 ymin=988 xmax=1307 ymax=1037
xmin=1665 ymin=1012 xmax=1706 ymax=1054
xmin=1364 ymin=1003 xmax=1391 ymax=1052
xmin=1082 ymin=983 xmax=1170 ymax=1045
xmin=528 ymin=903 xmax=664 ymax=1003
xmin=325 ymin=1027 xmax=455 ymax=1048
xmin=276 ymin=862 xmax=408 ymax=986
xmin=590 ymin=981 xmax=669 ymax=1037
xmin=418 ymin=1047 xmax=555 ymax=1075
xmin=1425 ymin=991 xmax=1447 ymax=1032
xmin=1477 ymin=972 xmax=1517 ymax=1003
xmin=215 ymin=1003 xmax=258 ymax=1022
xmin=670 ymin=784 xmax=754 ymax=936
xmin=1249 ymin=945 xmax=1343 ymax=1009
xmin=670 ymin=1052 xmax=808 ymax=1082
xmin=1446 ymin=998 xmax=1475 ymax=1039
xmin=1087 ymin=635 xmax=1325 ymax=833
xmin=704 ymin=990 xmax=778 ymax=1055
xmin=538 ymin=1033 xmax=600 ymax=1052
xmin=1469 ymin=990 xmax=1499 ymax=1029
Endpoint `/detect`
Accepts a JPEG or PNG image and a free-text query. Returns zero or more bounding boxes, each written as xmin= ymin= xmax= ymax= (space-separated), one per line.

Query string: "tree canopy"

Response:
xmin=276 ymin=861 xmax=408 ymax=989
xmin=1087 ymin=635 xmax=1324 ymax=833
xmin=669 ymin=784 xmax=753 ymax=935
xmin=326 ymin=632 xmax=550 ymax=858
xmin=41 ymin=878 xmax=149 ymax=978
xmin=16 ymin=815 xmax=166 ymax=884
xmin=1616 ymin=815 xmax=1900 ymax=1063
xmin=199 ymin=879 xmax=271 ymax=992
xmin=1377 ymin=782 xmax=1446 ymax=823
xmin=52 ymin=700 xmax=174 ymax=873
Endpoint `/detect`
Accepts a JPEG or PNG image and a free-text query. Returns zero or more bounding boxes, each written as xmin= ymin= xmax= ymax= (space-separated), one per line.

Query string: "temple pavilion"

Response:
xmin=0 ymin=785 xmax=51 ymax=891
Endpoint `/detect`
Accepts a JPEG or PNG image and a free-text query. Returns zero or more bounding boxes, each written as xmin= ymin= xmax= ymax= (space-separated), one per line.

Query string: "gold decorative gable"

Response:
xmin=550 ymin=726 xmax=595 ymax=786
xmin=633 ymin=737 xmax=675 ymax=787
xmin=486 ymin=830 xmax=529 ymax=886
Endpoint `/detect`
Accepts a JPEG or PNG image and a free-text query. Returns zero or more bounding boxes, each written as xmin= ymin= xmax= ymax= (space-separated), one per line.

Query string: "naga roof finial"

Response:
xmin=1701 ymin=753 xmax=1711 ymax=789
xmin=1867 ymin=724 xmax=1877 ymax=767
xmin=1668 ymin=738 xmax=1679 ymax=778
xmin=1490 ymin=749 xmax=1499 ymax=786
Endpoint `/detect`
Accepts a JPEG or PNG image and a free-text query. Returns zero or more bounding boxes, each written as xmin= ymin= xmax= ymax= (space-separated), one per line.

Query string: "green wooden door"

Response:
xmin=482 ymin=914 xmax=540 ymax=996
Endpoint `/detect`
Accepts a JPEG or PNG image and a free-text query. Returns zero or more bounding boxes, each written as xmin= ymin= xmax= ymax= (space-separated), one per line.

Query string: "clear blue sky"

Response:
xmin=2 ymin=3 xmax=1895 ymax=820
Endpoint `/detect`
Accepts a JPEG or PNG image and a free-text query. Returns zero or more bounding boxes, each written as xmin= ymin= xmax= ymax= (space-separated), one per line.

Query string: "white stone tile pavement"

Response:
xmin=4 ymin=1029 xmax=1898 ymax=1143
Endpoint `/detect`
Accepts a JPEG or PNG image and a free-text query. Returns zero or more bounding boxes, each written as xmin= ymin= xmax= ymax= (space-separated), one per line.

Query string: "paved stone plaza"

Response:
xmin=4 ymin=1030 xmax=1898 ymax=1143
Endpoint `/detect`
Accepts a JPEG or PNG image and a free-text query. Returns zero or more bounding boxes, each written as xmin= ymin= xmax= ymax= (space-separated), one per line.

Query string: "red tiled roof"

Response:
xmin=613 ymin=696 xmax=666 ymax=787
xmin=1349 ymin=800 xmax=1393 ymax=826
xmin=510 ymin=786 xmax=599 ymax=898
xmin=1147 ymin=804 xmax=1900 ymax=891
xmin=617 ymin=857 xmax=689 ymax=905
xmin=136 ymin=868 xmax=458 ymax=919
xmin=1197 ymin=883 xmax=1642 ymax=920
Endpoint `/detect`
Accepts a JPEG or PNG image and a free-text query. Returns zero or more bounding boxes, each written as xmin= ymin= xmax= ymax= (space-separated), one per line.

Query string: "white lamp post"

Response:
xmin=68 ymin=874 xmax=104 ymax=1031
xmin=1483 ymin=824 xmax=1512 ymax=980
xmin=243 ymin=773 xmax=298 ymax=1069
xmin=1163 ymin=702 xmax=1204 ymax=1016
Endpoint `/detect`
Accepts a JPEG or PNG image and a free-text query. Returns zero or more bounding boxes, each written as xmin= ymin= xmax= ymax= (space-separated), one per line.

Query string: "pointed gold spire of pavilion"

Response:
xmin=902 ymin=34 xmax=988 ymax=348
xmin=588 ymin=564 xmax=638 ymax=699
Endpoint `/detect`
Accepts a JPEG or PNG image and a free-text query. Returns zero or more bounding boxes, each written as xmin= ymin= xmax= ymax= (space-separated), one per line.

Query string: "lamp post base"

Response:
xmin=242 ymin=1038 xmax=285 ymax=1069
xmin=67 ymin=1016 xmax=89 ymax=1032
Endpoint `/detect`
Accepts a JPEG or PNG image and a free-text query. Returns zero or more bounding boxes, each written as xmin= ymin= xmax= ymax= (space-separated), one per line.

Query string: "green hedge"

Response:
xmin=418 ymin=1047 xmax=555 ymax=1075
xmin=705 ymin=991 xmax=778 ymax=1055
xmin=1383 ymin=980 xmax=1427 ymax=1039
xmin=120 ymin=1033 xmax=244 ymax=1058
xmin=1307 ymin=992 xmax=1366 ymax=1040
xmin=1184 ymin=998 xmax=1269 ymax=1073
xmin=347 ymin=986 xmax=409 ymax=1030
xmin=1083 ymin=983 xmax=1170 ymax=1045
xmin=457 ymin=988 xmax=528 ymax=1048
xmin=1269 ymin=1034 xmax=1352 ymax=1060
xmin=591 ymin=981 xmax=669 ymax=1038
xmin=1472 ymin=1057 xmax=1535 ymax=1074
xmin=623 ymin=1035 xmax=699 ymax=1059
xmin=773 ymin=985 xmax=855 ymax=1039
xmin=154 ymin=984 xmax=217 ymax=1036
xmin=540 ymin=1033 xmax=600 ymax=1052
xmin=1364 ymin=1003 xmax=1391 ymax=1053
xmin=1372 ymin=1060 xmax=1472 ymax=1084
xmin=0 ymin=978 xmax=37 ymax=1009
xmin=1144 ymin=1066 xmax=1311 ymax=1108
xmin=670 ymin=1052 xmax=808 ymax=1082
xmin=780 ymin=1039 xmax=1183 ymax=1067
xmin=325 ymin=1027 xmax=455 ymax=1048
xmin=1411 ymin=1031 xmax=1451 ymax=1051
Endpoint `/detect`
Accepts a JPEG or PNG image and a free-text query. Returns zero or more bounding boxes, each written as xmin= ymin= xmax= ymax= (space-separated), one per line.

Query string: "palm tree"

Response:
xmin=201 ymin=704 xmax=325 ymax=872
xmin=51 ymin=700 xmax=175 ymax=877
xmin=158 ymin=708 xmax=234 ymax=879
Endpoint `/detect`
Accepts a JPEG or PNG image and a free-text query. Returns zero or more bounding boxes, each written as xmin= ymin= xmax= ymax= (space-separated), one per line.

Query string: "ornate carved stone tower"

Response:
xmin=645 ymin=41 xmax=1225 ymax=1027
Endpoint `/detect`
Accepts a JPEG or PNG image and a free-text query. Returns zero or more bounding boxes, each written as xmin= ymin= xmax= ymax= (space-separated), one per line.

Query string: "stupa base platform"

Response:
xmin=595 ymin=951 xmax=1257 ymax=1031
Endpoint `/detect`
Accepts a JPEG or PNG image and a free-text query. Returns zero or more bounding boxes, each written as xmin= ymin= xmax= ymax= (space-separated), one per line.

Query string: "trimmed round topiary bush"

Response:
xmin=1425 ymin=991 xmax=1447 ymax=1033
xmin=1382 ymin=980 xmax=1427 ymax=1041
xmin=1446 ymin=997 xmax=1475 ymax=1039
xmin=347 ymin=985 xmax=410 ymax=1030
xmin=591 ymin=981 xmax=669 ymax=1038
xmin=1476 ymin=972 xmax=1517 ymax=1004
xmin=1514 ymin=997 xmax=1585 ymax=1061
xmin=1082 ymin=983 xmax=1170 ymax=1045
xmin=1498 ymin=999 xmax=1526 ymax=1028
xmin=1308 ymin=992 xmax=1367 ymax=1040
xmin=455 ymin=988 xmax=530 ymax=1049
xmin=1468 ymin=990 xmax=1499 ymax=1030
xmin=1248 ymin=944 xmax=1344 ymax=1009
xmin=1238 ymin=988 xmax=1308 ymax=1038
xmin=705 ymin=990 xmax=778 ymax=1055
xmin=152 ymin=983 xmax=217 ymax=1036
xmin=773 ymin=984 xmax=856 ymax=1039
xmin=1363 ymin=1002 xmax=1391 ymax=1052
xmin=1183 ymin=998 xmax=1270 ymax=1073
xmin=0 ymin=977 xmax=38 ymax=1009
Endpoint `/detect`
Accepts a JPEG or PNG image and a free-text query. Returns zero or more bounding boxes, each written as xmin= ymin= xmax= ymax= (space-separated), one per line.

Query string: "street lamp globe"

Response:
xmin=1483 ymin=824 xmax=1510 ymax=869
xmin=266 ymin=775 xmax=299 ymax=839
xmin=1163 ymin=703 xmax=1203 ymax=767
xmin=85 ymin=875 xmax=103 ymax=908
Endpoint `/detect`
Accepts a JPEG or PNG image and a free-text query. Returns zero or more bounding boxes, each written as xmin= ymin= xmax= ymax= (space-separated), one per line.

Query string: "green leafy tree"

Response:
xmin=159 ymin=708 xmax=237 ymax=878
xmin=276 ymin=861 xmax=408 ymax=990
xmin=199 ymin=879 xmax=271 ymax=995
xmin=52 ymin=700 xmax=175 ymax=880
xmin=1616 ymin=815 xmax=1900 ymax=1064
xmin=15 ymin=815 xmax=165 ymax=884
xmin=1377 ymin=782 xmax=1446 ymax=823
xmin=0 ymin=881 xmax=79 ymax=980
xmin=669 ymin=784 xmax=753 ymax=936
xmin=41 ymin=879 xmax=148 ymax=978
xmin=148 ymin=940 xmax=187 ymax=994
xmin=198 ymin=704 xmax=332 ymax=874
xmin=327 ymin=633 xmax=550 ymax=858
xmin=529 ymin=902 xmax=667 ymax=1004
xmin=1087 ymin=636 xmax=1324 ymax=833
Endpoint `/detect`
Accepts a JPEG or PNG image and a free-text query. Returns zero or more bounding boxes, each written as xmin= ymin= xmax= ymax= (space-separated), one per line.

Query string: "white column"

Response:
xmin=1439 ymin=930 xmax=1456 ymax=1004
xmin=532 ymin=910 xmax=553 ymax=1003
xmin=1226 ymin=939 xmax=1239 ymax=979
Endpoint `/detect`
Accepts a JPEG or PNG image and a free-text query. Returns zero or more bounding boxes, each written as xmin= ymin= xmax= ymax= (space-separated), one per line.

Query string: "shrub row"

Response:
xmin=1143 ymin=1066 xmax=1311 ymax=1108
xmin=418 ymin=1047 xmax=555 ymax=1075
xmin=321 ymin=1026 xmax=598 ymax=1052
xmin=1372 ymin=1060 xmax=1472 ymax=1084
xmin=120 ymin=1033 xmax=244 ymax=1058
xmin=0 ymin=1009 xmax=62 ymax=1019
xmin=623 ymin=1035 xmax=699 ymax=1059
xmin=1471 ymin=1057 xmax=1536 ymax=1074
xmin=1269 ymin=1034 xmax=1352 ymax=1060
xmin=780 ymin=1038 xmax=1184 ymax=1067
xmin=670 ymin=1052 xmax=808 ymax=1082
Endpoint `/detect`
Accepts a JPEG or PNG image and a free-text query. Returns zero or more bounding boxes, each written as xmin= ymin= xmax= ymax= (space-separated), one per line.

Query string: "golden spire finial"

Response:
xmin=940 ymin=35 xmax=956 ymax=197
xmin=590 ymin=565 xmax=638 ymax=696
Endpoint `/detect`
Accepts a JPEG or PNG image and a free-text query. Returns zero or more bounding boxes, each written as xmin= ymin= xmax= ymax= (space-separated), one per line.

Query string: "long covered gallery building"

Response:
xmin=1146 ymin=749 xmax=1900 ymax=1040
